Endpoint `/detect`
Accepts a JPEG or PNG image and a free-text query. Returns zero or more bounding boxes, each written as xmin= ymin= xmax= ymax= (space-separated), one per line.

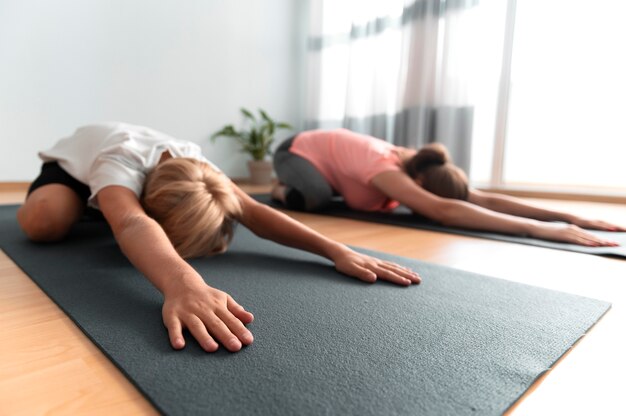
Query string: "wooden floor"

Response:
xmin=1 ymin=184 xmax=625 ymax=415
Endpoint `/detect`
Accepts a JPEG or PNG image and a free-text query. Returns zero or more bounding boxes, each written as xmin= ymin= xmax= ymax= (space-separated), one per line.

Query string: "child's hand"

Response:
xmin=162 ymin=275 xmax=254 ymax=352
xmin=332 ymin=247 xmax=421 ymax=286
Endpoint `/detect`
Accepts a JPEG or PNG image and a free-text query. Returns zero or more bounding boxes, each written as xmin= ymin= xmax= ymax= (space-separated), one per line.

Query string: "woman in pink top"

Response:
xmin=272 ymin=128 xmax=624 ymax=247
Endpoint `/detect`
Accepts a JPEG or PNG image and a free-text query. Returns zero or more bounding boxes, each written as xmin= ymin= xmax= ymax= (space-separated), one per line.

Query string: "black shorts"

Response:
xmin=28 ymin=162 xmax=91 ymax=204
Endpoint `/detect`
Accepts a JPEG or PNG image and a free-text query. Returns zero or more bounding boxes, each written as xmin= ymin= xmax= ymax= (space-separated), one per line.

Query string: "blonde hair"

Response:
xmin=404 ymin=143 xmax=469 ymax=200
xmin=141 ymin=158 xmax=242 ymax=258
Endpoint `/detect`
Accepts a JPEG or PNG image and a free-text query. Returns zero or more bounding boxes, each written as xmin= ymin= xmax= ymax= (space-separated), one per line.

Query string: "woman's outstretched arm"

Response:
xmin=97 ymin=186 xmax=254 ymax=353
xmin=232 ymin=185 xmax=421 ymax=286
xmin=468 ymin=189 xmax=625 ymax=231
xmin=371 ymin=171 xmax=619 ymax=247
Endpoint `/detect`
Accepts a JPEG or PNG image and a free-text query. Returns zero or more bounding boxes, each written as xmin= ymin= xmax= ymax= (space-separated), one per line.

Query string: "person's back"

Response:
xmin=289 ymin=128 xmax=402 ymax=211
xmin=38 ymin=122 xmax=213 ymax=208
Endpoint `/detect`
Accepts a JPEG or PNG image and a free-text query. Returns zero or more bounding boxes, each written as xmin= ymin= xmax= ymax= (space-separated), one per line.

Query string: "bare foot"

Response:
xmin=270 ymin=183 xmax=287 ymax=203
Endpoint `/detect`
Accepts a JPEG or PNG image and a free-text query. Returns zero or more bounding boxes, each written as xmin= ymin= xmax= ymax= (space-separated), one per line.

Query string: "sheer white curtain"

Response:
xmin=305 ymin=0 xmax=508 ymax=174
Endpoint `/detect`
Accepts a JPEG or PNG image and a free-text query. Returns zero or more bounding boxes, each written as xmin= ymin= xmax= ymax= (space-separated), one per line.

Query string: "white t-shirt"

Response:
xmin=39 ymin=122 xmax=219 ymax=208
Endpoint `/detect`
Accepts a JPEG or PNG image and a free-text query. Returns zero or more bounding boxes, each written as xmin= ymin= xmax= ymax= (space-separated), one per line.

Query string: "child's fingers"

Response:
xmin=349 ymin=264 xmax=377 ymax=283
xmin=379 ymin=262 xmax=421 ymax=284
xmin=216 ymin=309 xmax=254 ymax=345
xmin=372 ymin=266 xmax=411 ymax=286
xmin=163 ymin=314 xmax=185 ymax=350
xmin=185 ymin=315 xmax=219 ymax=352
xmin=201 ymin=313 xmax=243 ymax=352
xmin=227 ymin=296 xmax=254 ymax=324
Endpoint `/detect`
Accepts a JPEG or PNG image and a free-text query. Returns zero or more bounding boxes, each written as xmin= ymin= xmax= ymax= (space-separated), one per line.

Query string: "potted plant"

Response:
xmin=211 ymin=108 xmax=292 ymax=185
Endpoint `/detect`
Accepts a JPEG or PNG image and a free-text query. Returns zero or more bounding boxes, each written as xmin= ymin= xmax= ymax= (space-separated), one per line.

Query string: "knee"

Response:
xmin=17 ymin=199 xmax=73 ymax=242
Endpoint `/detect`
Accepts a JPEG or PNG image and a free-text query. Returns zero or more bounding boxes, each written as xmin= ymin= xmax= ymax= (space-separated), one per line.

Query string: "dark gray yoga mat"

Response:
xmin=253 ymin=193 xmax=626 ymax=258
xmin=0 ymin=205 xmax=610 ymax=415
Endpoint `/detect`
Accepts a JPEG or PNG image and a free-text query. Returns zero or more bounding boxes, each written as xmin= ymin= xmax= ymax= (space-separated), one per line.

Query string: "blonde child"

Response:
xmin=18 ymin=123 xmax=420 ymax=353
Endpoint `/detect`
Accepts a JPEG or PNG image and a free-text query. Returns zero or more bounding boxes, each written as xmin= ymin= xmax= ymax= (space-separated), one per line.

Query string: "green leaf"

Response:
xmin=249 ymin=129 xmax=259 ymax=146
xmin=210 ymin=125 xmax=242 ymax=141
xmin=211 ymin=108 xmax=291 ymax=160
xmin=240 ymin=108 xmax=256 ymax=121
xmin=259 ymin=109 xmax=273 ymax=123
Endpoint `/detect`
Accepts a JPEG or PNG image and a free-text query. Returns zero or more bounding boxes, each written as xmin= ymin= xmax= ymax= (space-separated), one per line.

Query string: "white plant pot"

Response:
xmin=247 ymin=160 xmax=273 ymax=185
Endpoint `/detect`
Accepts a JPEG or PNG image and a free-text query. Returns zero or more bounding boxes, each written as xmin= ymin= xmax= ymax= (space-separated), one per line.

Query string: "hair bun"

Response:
xmin=142 ymin=158 xmax=242 ymax=259
xmin=201 ymin=169 xmax=230 ymax=197
xmin=412 ymin=143 xmax=450 ymax=172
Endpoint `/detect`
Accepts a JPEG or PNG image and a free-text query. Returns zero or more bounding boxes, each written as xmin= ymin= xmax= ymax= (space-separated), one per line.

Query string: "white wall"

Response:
xmin=0 ymin=0 xmax=307 ymax=181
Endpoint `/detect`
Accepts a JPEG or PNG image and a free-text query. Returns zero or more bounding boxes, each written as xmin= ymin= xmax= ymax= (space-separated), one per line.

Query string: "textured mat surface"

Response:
xmin=0 ymin=205 xmax=610 ymax=415
xmin=253 ymin=194 xmax=626 ymax=258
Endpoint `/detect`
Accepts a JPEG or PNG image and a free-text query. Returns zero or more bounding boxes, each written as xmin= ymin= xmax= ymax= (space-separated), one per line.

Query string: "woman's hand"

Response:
xmin=530 ymin=222 xmax=619 ymax=246
xmin=331 ymin=247 xmax=421 ymax=286
xmin=162 ymin=275 xmax=254 ymax=352
xmin=568 ymin=216 xmax=626 ymax=232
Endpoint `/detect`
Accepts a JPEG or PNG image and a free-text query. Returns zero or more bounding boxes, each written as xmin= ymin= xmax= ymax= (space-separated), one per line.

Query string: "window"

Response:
xmin=487 ymin=0 xmax=626 ymax=196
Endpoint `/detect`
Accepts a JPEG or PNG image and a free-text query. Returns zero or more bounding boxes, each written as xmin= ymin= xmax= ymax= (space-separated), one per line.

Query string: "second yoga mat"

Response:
xmin=253 ymin=193 xmax=626 ymax=258
xmin=0 ymin=205 xmax=610 ymax=415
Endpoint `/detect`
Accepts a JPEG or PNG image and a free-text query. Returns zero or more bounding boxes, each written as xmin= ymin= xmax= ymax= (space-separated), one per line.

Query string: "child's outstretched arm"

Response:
xmin=232 ymin=185 xmax=421 ymax=286
xmin=97 ymin=186 xmax=254 ymax=352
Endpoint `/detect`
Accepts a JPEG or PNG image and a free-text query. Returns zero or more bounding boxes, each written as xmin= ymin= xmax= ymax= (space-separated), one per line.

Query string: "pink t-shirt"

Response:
xmin=289 ymin=128 xmax=402 ymax=211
